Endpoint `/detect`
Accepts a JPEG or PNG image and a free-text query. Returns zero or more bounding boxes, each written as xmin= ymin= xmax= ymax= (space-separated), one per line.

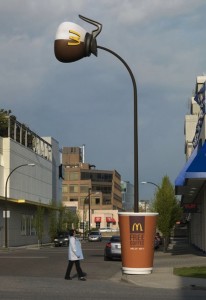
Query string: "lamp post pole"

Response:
xmin=4 ymin=163 xmax=35 ymax=248
xmin=83 ymin=188 xmax=92 ymax=238
xmin=88 ymin=188 xmax=91 ymax=232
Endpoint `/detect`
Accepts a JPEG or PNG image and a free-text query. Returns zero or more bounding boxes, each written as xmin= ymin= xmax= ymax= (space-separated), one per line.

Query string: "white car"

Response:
xmin=104 ymin=236 xmax=121 ymax=260
xmin=99 ymin=228 xmax=112 ymax=232
xmin=88 ymin=231 xmax=102 ymax=242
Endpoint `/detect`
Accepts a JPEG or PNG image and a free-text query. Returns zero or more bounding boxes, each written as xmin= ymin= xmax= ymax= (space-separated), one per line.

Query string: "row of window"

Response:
xmin=81 ymin=172 xmax=113 ymax=182
xmin=62 ymin=184 xmax=112 ymax=194
xmin=62 ymin=196 xmax=111 ymax=206
xmin=63 ymin=171 xmax=113 ymax=182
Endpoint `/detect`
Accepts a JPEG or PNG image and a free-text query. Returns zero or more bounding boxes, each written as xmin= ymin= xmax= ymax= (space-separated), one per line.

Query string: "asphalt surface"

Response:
xmin=1 ymin=237 xmax=206 ymax=292
xmin=122 ymin=238 xmax=206 ymax=290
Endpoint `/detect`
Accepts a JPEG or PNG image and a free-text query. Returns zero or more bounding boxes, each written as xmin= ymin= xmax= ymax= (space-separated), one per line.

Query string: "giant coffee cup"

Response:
xmin=119 ymin=212 xmax=158 ymax=275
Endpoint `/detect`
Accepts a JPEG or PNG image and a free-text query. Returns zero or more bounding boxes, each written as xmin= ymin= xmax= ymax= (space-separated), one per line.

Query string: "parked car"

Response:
xmin=104 ymin=235 xmax=121 ymax=261
xmin=54 ymin=232 xmax=69 ymax=247
xmin=88 ymin=231 xmax=102 ymax=242
xmin=99 ymin=228 xmax=112 ymax=232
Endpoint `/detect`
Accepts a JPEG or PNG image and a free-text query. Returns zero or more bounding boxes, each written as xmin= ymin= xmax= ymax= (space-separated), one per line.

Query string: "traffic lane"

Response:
xmin=82 ymin=240 xmax=122 ymax=280
xmin=0 ymin=241 xmax=122 ymax=280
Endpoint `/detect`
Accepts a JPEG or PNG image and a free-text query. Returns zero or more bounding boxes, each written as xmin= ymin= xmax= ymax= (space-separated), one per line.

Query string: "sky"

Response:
xmin=0 ymin=0 xmax=206 ymax=201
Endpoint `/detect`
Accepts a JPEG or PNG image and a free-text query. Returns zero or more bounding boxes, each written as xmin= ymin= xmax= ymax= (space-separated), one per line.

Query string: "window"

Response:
xmin=81 ymin=172 xmax=113 ymax=182
xmin=21 ymin=215 xmax=35 ymax=236
xmin=69 ymin=172 xmax=79 ymax=180
xmin=69 ymin=185 xmax=78 ymax=193
xmin=103 ymin=198 xmax=111 ymax=205
xmin=95 ymin=198 xmax=100 ymax=205
xmin=63 ymin=172 xmax=70 ymax=180
xmin=62 ymin=185 xmax=68 ymax=193
xmin=80 ymin=185 xmax=89 ymax=193
xmin=69 ymin=197 xmax=78 ymax=202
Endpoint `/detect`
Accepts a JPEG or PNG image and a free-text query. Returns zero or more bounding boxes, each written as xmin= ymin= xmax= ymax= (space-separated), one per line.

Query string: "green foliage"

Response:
xmin=0 ymin=109 xmax=11 ymax=137
xmin=55 ymin=204 xmax=80 ymax=233
xmin=152 ymin=176 xmax=182 ymax=250
xmin=49 ymin=209 xmax=58 ymax=242
xmin=174 ymin=266 xmax=206 ymax=278
xmin=34 ymin=205 xmax=45 ymax=245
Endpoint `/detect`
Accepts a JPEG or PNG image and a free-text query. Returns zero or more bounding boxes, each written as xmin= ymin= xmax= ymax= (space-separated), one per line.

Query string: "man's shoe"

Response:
xmin=65 ymin=277 xmax=72 ymax=280
xmin=79 ymin=277 xmax=86 ymax=281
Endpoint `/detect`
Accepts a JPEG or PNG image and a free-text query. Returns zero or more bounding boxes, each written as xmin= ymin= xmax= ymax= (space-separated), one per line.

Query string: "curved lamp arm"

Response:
xmin=97 ymin=45 xmax=138 ymax=212
xmin=141 ymin=181 xmax=160 ymax=189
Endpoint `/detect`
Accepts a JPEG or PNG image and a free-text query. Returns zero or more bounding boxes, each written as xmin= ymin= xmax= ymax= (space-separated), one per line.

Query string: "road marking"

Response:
xmin=0 ymin=256 xmax=47 ymax=259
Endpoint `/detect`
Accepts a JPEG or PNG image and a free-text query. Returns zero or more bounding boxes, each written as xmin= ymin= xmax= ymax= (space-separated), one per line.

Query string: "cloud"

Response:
xmin=0 ymin=0 xmax=206 ymax=200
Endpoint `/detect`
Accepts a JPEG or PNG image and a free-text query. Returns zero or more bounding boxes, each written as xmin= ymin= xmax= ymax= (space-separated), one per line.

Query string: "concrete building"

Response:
xmin=0 ymin=114 xmax=62 ymax=247
xmin=175 ymin=75 xmax=206 ymax=253
xmin=62 ymin=146 xmax=122 ymax=231
xmin=121 ymin=180 xmax=134 ymax=211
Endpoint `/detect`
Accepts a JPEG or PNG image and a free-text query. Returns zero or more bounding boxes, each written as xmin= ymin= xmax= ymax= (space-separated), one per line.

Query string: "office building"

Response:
xmin=121 ymin=180 xmax=134 ymax=211
xmin=62 ymin=146 xmax=122 ymax=230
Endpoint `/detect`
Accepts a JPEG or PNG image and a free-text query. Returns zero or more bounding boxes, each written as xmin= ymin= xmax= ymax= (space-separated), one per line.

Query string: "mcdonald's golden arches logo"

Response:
xmin=129 ymin=216 xmax=145 ymax=233
xmin=132 ymin=222 xmax=143 ymax=232
xmin=68 ymin=30 xmax=81 ymax=46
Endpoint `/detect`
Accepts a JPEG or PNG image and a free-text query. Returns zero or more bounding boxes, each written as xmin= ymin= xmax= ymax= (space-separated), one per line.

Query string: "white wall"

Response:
xmin=43 ymin=137 xmax=62 ymax=206
xmin=2 ymin=138 xmax=52 ymax=205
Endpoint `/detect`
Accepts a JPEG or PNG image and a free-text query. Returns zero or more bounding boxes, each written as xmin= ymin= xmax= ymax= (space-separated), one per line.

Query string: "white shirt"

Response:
xmin=68 ymin=236 xmax=84 ymax=261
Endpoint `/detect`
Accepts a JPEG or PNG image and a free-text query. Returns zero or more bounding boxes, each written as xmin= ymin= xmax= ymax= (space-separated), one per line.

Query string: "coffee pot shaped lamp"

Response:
xmin=54 ymin=15 xmax=139 ymax=212
xmin=54 ymin=15 xmax=102 ymax=63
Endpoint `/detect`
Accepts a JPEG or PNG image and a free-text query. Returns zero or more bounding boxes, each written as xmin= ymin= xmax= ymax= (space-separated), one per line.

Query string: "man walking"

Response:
xmin=65 ymin=229 xmax=86 ymax=281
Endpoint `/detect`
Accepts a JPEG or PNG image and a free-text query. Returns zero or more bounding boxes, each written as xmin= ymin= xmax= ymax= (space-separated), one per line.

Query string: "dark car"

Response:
xmin=104 ymin=235 xmax=121 ymax=260
xmin=54 ymin=232 xmax=69 ymax=247
xmin=88 ymin=231 xmax=102 ymax=242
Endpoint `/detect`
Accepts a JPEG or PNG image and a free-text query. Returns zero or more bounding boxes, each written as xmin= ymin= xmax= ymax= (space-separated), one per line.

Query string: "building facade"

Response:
xmin=62 ymin=146 xmax=122 ymax=231
xmin=175 ymin=75 xmax=206 ymax=253
xmin=121 ymin=180 xmax=134 ymax=211
xmin=0 ymin=114 xmax=62 ymax=247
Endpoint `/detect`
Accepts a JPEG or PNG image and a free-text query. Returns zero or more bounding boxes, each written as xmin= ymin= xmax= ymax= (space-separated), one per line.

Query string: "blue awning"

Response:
xmin=175 ymin=142 xmax=206 ymax=200
xmin=175 ymin=146 xmax=198 ymax=187
xmin=186 ymin=142 xmax=206 ymax=178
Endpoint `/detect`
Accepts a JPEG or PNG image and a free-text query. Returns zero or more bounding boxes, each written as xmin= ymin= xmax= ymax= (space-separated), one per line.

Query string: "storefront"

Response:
xmin=175 ymin=76 xmax=206 ymax=253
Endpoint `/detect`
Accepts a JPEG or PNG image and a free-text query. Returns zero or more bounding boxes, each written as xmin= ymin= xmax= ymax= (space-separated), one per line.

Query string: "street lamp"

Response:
xmin=141 ymin=181 xmax=160 ymax=189
xmin=54 ymin=15 xmax=139 ymax=212
xmin=4 ymin=163 xmax=35 ymax=248
xmin=84 ymin=188 xmax=92 ymax=234
xmin=83 ymin=189 xmax=100 ymax=238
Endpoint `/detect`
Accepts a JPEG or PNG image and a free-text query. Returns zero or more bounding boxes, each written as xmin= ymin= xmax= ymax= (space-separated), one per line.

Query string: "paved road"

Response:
xmin=0 ymin=239 xmax=121 ymax=279
xmin=0 ymin=240 xmax=206 ymax=299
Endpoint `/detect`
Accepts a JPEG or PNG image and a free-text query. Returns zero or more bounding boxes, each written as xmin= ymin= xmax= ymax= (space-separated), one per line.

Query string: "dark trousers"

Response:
xmin=65 ymin=260 xmax=84 ymax=278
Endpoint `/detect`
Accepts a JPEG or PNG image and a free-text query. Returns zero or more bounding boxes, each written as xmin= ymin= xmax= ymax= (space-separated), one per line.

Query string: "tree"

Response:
xmin=56 ymin=204 xmax=80 ymax=233
xmin=34 ymin=204 xmax=45 ymax=247
xmin=49 ymin=208 xmax=59 ymax=242
xmin=0 ymin=109 xmax=11 ymax=137
xmin=152 ymin=175 xmax=182 ymax=252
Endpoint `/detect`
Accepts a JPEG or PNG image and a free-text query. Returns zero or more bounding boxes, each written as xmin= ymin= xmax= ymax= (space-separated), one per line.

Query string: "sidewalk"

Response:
xmin=121 ymin=238 xmax=206 ymax=290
